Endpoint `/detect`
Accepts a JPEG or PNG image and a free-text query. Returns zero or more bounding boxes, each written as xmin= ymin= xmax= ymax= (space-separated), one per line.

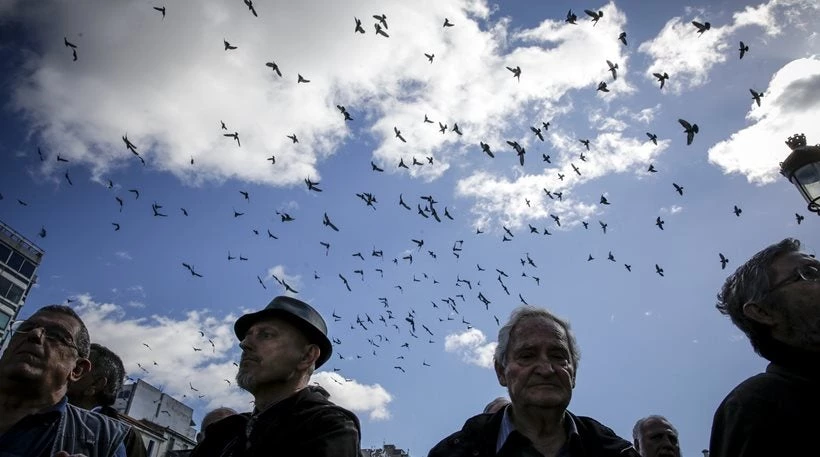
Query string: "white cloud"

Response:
xmin=266 ymin=264 xmax=302 ymax=296
xmin=638 ymin=0 xmax=819 ymax=93
xmin=114 ymin=251 xmax=132 ymax=261
xmin=660 ymin=205 xmax=683 ymax=215
xmin=311 ymin=372 xmax=393 ymax=420
xmin=70 ymin=295 xmax=392 ymax=421
xmin=708 ymin=57 xmax=820 ymax=184
xmin=444 ymin=328 xmax=497 ymax=368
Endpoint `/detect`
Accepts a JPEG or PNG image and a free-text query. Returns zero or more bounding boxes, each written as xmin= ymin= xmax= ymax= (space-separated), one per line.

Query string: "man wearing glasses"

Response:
xmin=0 ymin=305 xmax=130 ymax=457
xmin=191 ymin=296 xmax=361 ymax=457
xmin=710 ymin=238 xmax=820 ymax=457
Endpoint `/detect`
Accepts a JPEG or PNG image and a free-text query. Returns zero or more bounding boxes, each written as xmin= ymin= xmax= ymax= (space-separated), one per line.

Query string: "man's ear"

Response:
xmin=299 ymin=344 xmax=321 ymax=368
xmin=70 ymin=358 xmax=91 ymax=383
xmin=633 ymin=439 xmax=641 ymax=452
xmin=494 ymin=359 xmax=507 ymax=387
xmin=743 ymin=302 xmax=776 ymax=326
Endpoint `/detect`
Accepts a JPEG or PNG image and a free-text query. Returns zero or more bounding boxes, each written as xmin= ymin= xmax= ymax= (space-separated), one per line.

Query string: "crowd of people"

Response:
xmin=0 ymin=237 xmax=816 ymax=457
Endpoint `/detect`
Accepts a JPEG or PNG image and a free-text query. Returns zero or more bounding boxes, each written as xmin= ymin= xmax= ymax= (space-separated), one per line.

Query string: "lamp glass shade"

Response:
xmin=793 ymin=162 xmax=820 ymax=207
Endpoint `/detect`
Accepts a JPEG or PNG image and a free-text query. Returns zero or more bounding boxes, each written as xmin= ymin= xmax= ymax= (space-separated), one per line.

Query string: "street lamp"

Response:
xmin=780 ymin=133 xmax=820 ymax=215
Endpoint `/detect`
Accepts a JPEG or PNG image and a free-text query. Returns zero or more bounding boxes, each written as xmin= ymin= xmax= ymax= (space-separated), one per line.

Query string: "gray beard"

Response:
xmin=236 ymin=369 xmax=256 ymax=392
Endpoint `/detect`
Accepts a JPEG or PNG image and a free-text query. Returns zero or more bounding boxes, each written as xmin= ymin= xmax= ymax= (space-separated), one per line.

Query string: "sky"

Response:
xmin=1 ymin=0 xmax=819 ymax=455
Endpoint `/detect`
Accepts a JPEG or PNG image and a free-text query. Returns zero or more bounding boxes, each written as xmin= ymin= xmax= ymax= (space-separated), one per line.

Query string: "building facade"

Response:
xmin=0 ymin=219 xmax=44 ymax=346
xmin=114 ymin=379 xmax=197 ymax=457
xmin=361 ymin=444 xmax=411 ymax=457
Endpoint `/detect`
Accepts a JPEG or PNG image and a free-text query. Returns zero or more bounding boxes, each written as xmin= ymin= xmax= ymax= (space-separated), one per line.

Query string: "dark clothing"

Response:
xmin=99 ymin=405 xmax=149 ymax=457
xmin=709 ymin=361 xmax=820 ymax=457
xmin=0 ymin=396 xmax=128 ymax=457
xmin=190 ymin=386 xmax=361 ymax=457
xmin=428 ymin=408 xmax=639 ymax=457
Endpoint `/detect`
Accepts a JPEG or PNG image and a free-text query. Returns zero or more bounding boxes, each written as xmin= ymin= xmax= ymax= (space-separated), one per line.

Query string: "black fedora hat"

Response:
xmin=234 ymin=296 xmax=332 ymax=368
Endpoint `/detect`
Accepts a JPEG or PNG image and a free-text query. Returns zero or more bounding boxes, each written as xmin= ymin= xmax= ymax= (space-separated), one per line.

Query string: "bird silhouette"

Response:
xmin=584 ymin=9 xmax=603 ymax=26
xmin=336 ymin=105 xmax=353 ymax=121
xmin=673 ymin=183 xmax=684 ymax=196
xmin=443 ymin=18 xmax=454 ymax=27
xmin=692 ymin=21 xmax=711 ymax=35
xmin=653 ymin=72 xmax=669 ymax=89
xmin=354 ymin=17 xmax=365 ymax=34
xmin=507 ymin=66 xmax=522 ymax=81
xmin=323 ymin=213 xmax=339 ymax=231
xmin=373 ymin=14 xmax=388 ymax=29
xmin=425 ymin=53 xmax=434 ymax=63
xmin=153 ymin=6 xmax=165 ymax=19
xmin=655 ymin=264 xmax=665 ymax=277
xmin=286 ymin=134 xmax=298 ymax=143
xmin=739 ymin=41 xmax=749 ymax=59
xmin=371 ymin=161 xmax=384 ymax=172
xmin=265 ymin=61 xmax=282 ymax=77
xmin=606 ymin=60 xmax=618 ymax=80
xmin=375 ymin=23 xmax=389 ymax=37
xmin=719 ymin=253 xmax=729 ymax=269
xmin=597 ymin=81 xmax=609 ymax=92
xmin=733 ymin=205 xmax=742 ymax=217
xmin=600 ymin=195 xmax=610 ymax=205
xmin=224 ymin=132 xmax=240 ymax=147
xmin=656 ymin=217 xmax=665 ymax=230
xmin=750 ymin=89 xmax=764 ymax=107
xmin=796 ymin=213 xmax=805 ymax=224
xmin=618 ymin=31 xmax=627 ymax=45
xmin=243 ymin=0 xmax=258 ymax=17
xmin=530 ymin=126 xmax=544 ymax=141
xmin=480 ymin=142 xmax=494 ymax=158
xmin=678 ymin=119 xmax=698 ymax=145
xmin=224 ymin=39 xmax=237 ymax=51
xmin=566 ymin=9 xmax=578 ymax=24
xmin=648 ymin=164 xmax=657 ymax=173
xmin=297 ymin=74 xmax=310 ymax=83
xmin=304 ymin=178 xmax=322 ymax=192
xmin=394 ymin=127 xmax=406 ymax=143
xmin=647 ymin=132 xmax=658 ymax=145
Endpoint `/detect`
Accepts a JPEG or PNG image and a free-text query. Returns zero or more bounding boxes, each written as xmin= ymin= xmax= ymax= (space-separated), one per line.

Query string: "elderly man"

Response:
xmin=0 ymin=305 xmax=130 ymax=456
xmin=710 ymin=238 xmax=820 ymax=456
xmin=429 ymin=305 xmax=638 ymax=457
xmin=192 ymin=296 xmax=361 ymax=457
xmin=632 ymin=415 xmax=681 ymax=457
xmin=67 ymin=343 xmax=148 ymax=457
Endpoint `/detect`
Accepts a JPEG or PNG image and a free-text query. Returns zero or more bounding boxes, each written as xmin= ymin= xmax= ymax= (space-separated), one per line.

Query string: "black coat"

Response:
xmin=709 ymin=362 xmax=820 ymax=457
xmin=191 ymin=386 xmax=361 ymax=457
xmin=428 ymin=408 xmax=638 ymax=457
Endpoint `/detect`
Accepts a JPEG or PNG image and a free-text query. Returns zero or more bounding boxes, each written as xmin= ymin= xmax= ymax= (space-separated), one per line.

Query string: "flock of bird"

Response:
xmin=4 ymin=1 xmax=811 ymax=404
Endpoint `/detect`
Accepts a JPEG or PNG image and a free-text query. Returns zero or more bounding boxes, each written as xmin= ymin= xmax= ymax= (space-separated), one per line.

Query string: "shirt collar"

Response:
xmin=496 ymin=405 xmax=579 ymax=453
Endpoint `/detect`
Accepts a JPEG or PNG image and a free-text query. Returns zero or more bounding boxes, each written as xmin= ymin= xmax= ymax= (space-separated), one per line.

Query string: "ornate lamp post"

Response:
xmin=780 ymin=133 xmax=820 ymax=215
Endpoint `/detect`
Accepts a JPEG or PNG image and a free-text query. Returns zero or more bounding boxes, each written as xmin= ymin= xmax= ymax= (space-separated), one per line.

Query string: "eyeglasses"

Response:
xmin=10 ymin=320 xmax=80 ymax=353
xmin=767 ymin=264 xmax=820 ymax=295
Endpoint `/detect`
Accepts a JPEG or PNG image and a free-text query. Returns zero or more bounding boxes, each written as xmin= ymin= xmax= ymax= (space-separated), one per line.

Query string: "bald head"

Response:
xmin=197 ymin=407 xmax=237 ymax=443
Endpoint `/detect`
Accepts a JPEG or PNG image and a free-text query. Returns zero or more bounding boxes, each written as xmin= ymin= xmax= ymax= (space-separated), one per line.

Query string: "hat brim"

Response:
xmin=235 ymin=308 xmax=332 ymax=369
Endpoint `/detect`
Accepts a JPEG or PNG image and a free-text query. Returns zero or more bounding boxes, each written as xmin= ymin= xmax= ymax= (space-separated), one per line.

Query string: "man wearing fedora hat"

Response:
xmin=191 ymin=296 xmax=361 ymax=457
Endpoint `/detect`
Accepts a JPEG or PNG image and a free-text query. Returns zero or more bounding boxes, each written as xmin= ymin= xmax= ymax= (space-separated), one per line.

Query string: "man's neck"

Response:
xmin=0 ymin=384 xmax=64 ymax=433
xmin=510 ymin=404 xmax=568 ymax=456
xmin=252 ymin=383 xmax=306 ymax=414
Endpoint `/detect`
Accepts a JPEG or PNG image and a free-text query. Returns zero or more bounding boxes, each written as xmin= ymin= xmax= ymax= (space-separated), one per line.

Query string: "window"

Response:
xmin=0 ymin=276 xmax=11 ymax=298
xmin=0 ymin=310 xmax=10 ymax=329
xmin=146 ymin=440 xmax=155 ymax=457
xmin=6 ymin=253 xmax=23 ymax=271
xmin=18 ymin=261 xmax=34 ymax=279
xmin=0 ymin=243 xmax=10 ymax=263
xmin=6 ymin=284 xmax=23 ymax=303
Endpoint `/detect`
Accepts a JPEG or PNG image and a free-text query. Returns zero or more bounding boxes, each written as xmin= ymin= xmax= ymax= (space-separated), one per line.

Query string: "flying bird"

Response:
xmin=224 ymin=132 xmax=240 ymax=147
xmin=224 ymin=39 xmax=237 ymax=50
xmin=297 ymin=74 xmax=310 ymax=83
xmin=653 ymin=72 xmax=669 ymax=90
xmin=739 ymin=41 xmax=749 ymax=59
xmin=647 ymin=132 xmax=658 ymax=145
xmin=354 ymin=17 xmax=365 ymax=34
xmin=480 ymin=142 xmax=494 ymax=158
xmin=265 ymin=61 xmax=282 ymax=77
xmin=566 ymin=10 xmax=578 ymax=24
xmin=530 ymin=126 xmax=544 ymax=141
xmin=243 ymin=0 xmax=258 ymax=17
xmin=507 ymin=66 xmax=521 ymax=81
xmin=336 ymin=105 xmax=353 ymax=121
xmin=648 ymin=164 xmax=657 ymax=173
xmin=673 ymin=183 xmax=684 ymax=196
xmin=656 ymin=216 xmax=665 ymax=230
xmin=606 ymin=60 xmax=618 ymax=80
xmin=585 ymin=9 xmax=603 ymax=25
xmin=692 ymin=20 xmax=711 ymax=35
xmin=153 ymin=6 xmax=165 ymax=19
xmin=394 ymin=127 xmax=406 ymax=143
xmin=597 ymin=81 xmax=609 ymax=92
xmin=796 ymin=213 xmax=804 ymax=224
xmin=286 ymin=134 xmax=298 ymax=143
xmin=323 ymin=213 xmax=339 ymax=231
xmin=678 ymin=119 xmax=698 ymax=145
xmin=733 ymin=205 xmax=742 ymax=217
xmin=425 ymin=53 xmax=434 ymax=63
xmin=618 ymin=31 xmax=627 ymax=46
xmin=655 ymin=264 xmax=665 ymax=277
xmin=304 ymin=178 xmax=322 ymax=192
xmin=443 ymin=18 xmax=454 ymax=27
xmin=719 ymin=253 xmax=729 ymax=270
xmin=375 ymin=23 xmax=389 ymax=37
xmin=750 ymin=89 xmax=764 ymax=107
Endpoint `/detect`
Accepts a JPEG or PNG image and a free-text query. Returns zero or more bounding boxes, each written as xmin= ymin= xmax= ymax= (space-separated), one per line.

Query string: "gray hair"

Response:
xmin=88 ymin=343 xmax=125 ymax=406
xmin=494 ymin=306 xmax=580 ymax=374
xmin=716 ymin=238 xmax=801 ymax=360
xmin=632 ymin=415 xmax=677 ymax=444
xmin=34 ymin=305 xmax=91 ymax=358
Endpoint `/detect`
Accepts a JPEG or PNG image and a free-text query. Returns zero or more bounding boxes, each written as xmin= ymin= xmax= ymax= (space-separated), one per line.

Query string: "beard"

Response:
xmin=236 ymin=368 xmax=256 ymax=392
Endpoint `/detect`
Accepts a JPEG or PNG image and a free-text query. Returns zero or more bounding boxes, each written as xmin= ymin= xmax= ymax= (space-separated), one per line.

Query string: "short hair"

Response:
xmin=716 ymin=238 xmax=801 ymax=360
xmin=632 ymin=415 xmax=677 ymax=444
xmin=33 ymin=305 xmax=91 ymax=358
xmin=483 ymin=397 xmax=510 ymax=414
xmin=494 ymin=306 xmax=580 ymax=374
xmin=89 ymin=343 xmax=125 ymax=406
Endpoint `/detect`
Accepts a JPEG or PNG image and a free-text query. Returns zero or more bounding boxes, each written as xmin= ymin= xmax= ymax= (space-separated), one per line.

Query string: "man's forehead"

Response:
xmin=644 ymin=418 xmax=675 ymax=433
xmin=248 ymin=317 xmax=298 ymax=333
xmin=771 ymin=251 xmax=816 ymax=274
xmin=510 ymin=317 xmax=567 ymax=344
xmin=29 ymin=311 xmax=78 ymax=329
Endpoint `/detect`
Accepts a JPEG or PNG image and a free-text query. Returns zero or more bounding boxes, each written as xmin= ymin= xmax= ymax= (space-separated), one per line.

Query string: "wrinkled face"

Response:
xmin=636 ymin=418 xmax=681 ymax=457
xmin=236 ymin=318 xmax=312 ymax=393
xmin=495 ymin=317 xmax=575 ymax=410
xmin=765 ymin=252 xmax=820 ymax=351
xmin=0 ymin=311 xmax=87 ymax=392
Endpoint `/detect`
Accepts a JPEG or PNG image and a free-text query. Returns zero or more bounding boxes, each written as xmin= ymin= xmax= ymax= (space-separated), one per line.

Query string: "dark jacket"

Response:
xmin=190 ymin=386 xmax=360 ymax=457
xmin=428 ymin=408 xmax=638 ymax=457
xmin=99 ymin=405 xmax=149 ymax=457
xmin=709 ymin=362 xmax=820 ymax=457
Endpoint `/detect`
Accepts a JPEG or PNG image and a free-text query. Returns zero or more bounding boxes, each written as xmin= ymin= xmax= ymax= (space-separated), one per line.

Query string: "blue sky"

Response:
xmin=1 ymin=0 xmax=819 ymax=455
